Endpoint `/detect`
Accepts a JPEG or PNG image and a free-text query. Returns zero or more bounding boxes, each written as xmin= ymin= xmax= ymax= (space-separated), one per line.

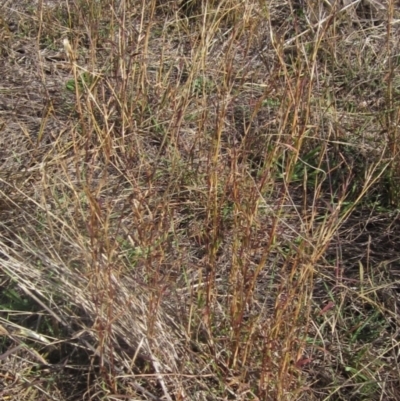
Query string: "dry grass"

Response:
xmin=1 ymin=0 xmax=400 ymax=400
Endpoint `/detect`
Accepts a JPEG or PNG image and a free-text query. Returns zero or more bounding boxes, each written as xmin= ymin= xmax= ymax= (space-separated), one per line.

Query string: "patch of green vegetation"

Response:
xmin=192 ymin=76 xmax=215 ymax=95
xmin=262 ymin=98 xmax=280 ymax=108
xmin=0 ymin=286 xmax=31 ymax=311
xmin=65 ymin=72 xmax=95 ymax=92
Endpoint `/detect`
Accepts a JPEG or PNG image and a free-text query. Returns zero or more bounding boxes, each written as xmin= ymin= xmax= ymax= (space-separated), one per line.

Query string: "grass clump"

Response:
xmin=1 ymin=0 xmax=400 ymax=400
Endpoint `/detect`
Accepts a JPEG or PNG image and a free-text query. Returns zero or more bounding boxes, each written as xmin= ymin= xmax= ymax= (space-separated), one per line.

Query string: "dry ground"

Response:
xmin=1 ymin=0 xmax=400 ymax=400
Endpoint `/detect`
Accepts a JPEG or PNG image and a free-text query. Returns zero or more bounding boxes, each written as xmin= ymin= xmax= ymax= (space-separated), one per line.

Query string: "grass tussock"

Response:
xmin=1 ymin=0 xmax=400 ymax=399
